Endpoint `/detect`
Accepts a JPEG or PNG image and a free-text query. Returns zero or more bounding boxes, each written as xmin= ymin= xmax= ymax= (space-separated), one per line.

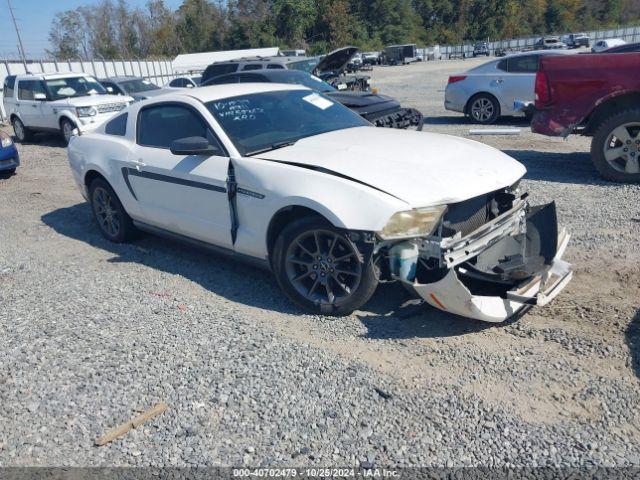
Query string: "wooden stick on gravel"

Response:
xmin=95 ymin=402 xmax=168 ymax=446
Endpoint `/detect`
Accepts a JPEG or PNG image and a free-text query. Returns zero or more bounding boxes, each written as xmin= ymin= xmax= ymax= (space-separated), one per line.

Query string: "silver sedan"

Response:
xmin=444 ymin=50 xmax=572 ymax=124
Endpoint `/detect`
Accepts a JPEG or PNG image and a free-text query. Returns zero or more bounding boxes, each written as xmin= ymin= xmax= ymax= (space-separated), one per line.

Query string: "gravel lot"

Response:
xmin=1 ymin=58 xmax=639 ymax=468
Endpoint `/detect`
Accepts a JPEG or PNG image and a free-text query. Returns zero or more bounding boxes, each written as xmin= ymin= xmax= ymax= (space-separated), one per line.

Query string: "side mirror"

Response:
xmin=170 ymin=136 xmax=221 ymax=156
xmin=34 ymin=93 xmax=47 ymax=101
xmin=106 ymin=86 xmax=115 ymax=93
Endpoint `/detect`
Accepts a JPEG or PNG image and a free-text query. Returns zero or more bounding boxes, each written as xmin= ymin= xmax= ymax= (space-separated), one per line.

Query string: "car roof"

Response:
xmin=16 ymin=72 xmax=95 ymax=80
xmin=179 ymin=82 xmax=308 ymax=103
xmin=505 ymin=49 xmax=573 ymax=58
xmin=101 ymin=76 xmax=144 ymax=83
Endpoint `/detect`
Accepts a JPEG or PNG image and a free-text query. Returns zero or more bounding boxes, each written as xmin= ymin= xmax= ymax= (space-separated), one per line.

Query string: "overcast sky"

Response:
xmin=0 ymin=0 xmax=183 ymax=58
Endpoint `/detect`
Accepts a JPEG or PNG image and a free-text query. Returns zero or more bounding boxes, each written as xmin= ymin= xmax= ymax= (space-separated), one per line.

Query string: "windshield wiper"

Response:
xmin=247 ymin=140 xmax=298 ymax=156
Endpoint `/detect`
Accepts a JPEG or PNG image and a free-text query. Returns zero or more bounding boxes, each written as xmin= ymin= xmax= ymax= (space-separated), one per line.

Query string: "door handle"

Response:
xmin=495 ymin=78 xmax=504 ymax=84
xmin=132 ymin=159 xmax=146 ymax=171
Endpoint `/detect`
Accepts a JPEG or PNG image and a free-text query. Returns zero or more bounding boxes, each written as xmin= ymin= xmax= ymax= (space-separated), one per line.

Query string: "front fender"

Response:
xmin=231 ymin=156 xmax=409 ymax=259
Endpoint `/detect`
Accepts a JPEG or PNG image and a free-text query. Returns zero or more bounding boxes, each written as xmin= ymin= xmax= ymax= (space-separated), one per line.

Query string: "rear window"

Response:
xmin=105 ymin=113 xmax=127 ymax=136
xmin=507 ymin=55 xmax=538 ymax=73
xmin=3 ymin=75 xmax=16 ymax=98
xmin=204 ymin=64 xmax=239 ymax=81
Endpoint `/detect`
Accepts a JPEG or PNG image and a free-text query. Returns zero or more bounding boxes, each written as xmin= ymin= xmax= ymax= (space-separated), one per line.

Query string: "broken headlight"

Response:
xmin=378 ymin=206 xmax=447 ymax=240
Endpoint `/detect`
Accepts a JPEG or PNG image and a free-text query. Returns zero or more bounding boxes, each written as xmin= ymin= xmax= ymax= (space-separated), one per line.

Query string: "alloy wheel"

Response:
xmin=470 ymin=97 xmax=495 ymax=122
xmin=603 ymin=122 xmax=640 ymax=174
xmin=284 ymin=229 xmax=362 ymax=305
xmin=93 ymin=187 xmax=121 ymax=238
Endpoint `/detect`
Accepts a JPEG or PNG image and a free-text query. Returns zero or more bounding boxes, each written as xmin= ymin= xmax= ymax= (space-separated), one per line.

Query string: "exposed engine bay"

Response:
xmin=374 ymin=186 xmax=573 ymax=322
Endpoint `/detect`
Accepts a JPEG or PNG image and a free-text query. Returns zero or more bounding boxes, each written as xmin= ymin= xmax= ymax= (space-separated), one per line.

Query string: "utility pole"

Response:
xmin=7 ymin=0 xmax=28 ymax=70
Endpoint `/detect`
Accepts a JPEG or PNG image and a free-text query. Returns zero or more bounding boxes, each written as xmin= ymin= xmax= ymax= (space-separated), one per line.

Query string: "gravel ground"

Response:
xmin=0 ymin=59 xmax=639 ymax=468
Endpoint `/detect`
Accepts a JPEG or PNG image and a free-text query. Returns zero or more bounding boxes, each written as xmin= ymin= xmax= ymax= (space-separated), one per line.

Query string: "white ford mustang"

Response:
xmin=67 ymin=83 xmax=572 ymax=322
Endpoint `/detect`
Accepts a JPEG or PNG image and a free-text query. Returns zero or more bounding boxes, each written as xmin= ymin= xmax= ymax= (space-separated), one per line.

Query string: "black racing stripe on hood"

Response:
xmin=256 ymin=157 xmax=405 ymax=202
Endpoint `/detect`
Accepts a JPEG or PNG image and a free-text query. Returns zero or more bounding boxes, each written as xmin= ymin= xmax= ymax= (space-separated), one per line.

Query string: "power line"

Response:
xmin=6 ymin=0 xmax=27 ymax=69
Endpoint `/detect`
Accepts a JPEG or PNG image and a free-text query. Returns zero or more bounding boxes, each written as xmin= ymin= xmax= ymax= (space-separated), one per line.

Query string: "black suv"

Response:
xmin=473 ymin=42 xmax=490 ymax=57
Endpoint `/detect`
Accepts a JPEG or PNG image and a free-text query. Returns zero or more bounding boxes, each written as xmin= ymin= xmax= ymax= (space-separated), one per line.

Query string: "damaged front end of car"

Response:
xmin=375 ymin=186 xmax=573 ymax=322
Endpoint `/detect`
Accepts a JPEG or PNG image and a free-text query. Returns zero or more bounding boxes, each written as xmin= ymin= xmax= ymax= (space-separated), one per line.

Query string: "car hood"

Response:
xmin=325 ymin=91 xmax=396 ymax=108
xmin=313 ymin=46 xmax=359 ymax=75
xmin=256 ymin=127 xmax=526 ymax=207
xmin=52 ymin=94 xmax=134 ymax=107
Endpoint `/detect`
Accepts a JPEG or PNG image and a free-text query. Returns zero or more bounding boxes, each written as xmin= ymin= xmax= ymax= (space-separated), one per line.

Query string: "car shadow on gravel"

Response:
xmin=626 ymin=310 xmax=640 ymax=381
xmin=503 ymin=150 xmax=609 ymax=186
xmin=356 ymin=283 xmax=523 ymax=340
xmin=41 ymin=203 xmax=306 ymax=315
xmin=42 ymin=203 xmax=527 ymax=339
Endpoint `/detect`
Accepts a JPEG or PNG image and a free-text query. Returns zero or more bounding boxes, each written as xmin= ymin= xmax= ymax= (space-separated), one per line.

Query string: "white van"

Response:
xmin=2 ymin=73 xmax=133 ymax=145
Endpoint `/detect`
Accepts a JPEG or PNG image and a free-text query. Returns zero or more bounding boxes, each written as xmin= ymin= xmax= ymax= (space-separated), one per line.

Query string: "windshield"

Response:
xmin=45 ymin=76 xmax=107 ymax=100
xmin=120 ymin=78 xmax=160 ymax=93
xmin=206 ymin=90 xmax=369 ymax=156
xmin=287 ymin=58 xmax=319 ymax=73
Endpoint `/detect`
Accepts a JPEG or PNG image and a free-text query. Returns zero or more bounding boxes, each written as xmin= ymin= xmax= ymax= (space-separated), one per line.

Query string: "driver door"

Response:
xmin=127 ymin=102 xmax=232 ymax=249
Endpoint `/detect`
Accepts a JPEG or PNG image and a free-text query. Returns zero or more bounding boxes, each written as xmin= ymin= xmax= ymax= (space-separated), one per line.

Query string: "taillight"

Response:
xmin=535 ymin=70 xmax=551 ymax=104
xmin=448 ymin=75 xmax=467 ymax=84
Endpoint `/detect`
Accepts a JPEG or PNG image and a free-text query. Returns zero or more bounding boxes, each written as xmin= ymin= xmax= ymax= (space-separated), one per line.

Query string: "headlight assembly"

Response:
xmin=378 ymin=206 xmax=447 ymax=240
xmin=1 ymin=135 xmax=12 ymax=148
xmin=76 ymin=106 xmax=98 ymax=117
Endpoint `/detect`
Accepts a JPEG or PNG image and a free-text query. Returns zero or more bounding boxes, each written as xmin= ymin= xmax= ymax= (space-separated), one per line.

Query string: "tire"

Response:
xmin=467 ymin=93 xmax=500 ymax=124
xmin=88 ymin=178 xmax=138 ymax=243
xmin=590 ymin=109 xmax=640 ymax=183
xmin=60 ymin=118 xmax=76 ymax=146
xmin=11 ymin=117 xmax=33 ymax=143
xmin=272 ymin=217 xmax=379 ymax=316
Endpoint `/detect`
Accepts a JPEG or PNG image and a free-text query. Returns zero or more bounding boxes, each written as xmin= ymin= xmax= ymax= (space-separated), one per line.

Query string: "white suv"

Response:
xmin=2 ymin=73 xmax=134 ymax=145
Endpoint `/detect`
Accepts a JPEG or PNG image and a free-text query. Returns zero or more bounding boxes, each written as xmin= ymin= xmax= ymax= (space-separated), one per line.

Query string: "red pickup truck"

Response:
xmin=531 ymin=52 xmax=640 ymax=183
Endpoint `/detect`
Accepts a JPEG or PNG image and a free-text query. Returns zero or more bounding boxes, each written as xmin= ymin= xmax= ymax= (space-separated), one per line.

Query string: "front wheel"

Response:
xmin=591 ymin=109 xmax=640 ymax=183
xmin=272 ymin=217 xmax=379 ymax=316
xmin=60 ymin=118 xmax=76 ymax=146
xmin=467 ymin=93 xmax=500 ymax=124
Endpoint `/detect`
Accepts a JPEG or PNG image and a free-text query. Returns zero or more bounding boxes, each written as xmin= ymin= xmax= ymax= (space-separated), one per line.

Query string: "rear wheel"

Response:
xmin=467 ymin=93 xmax=500 ymax=124
xmin=89 ymin=178 xmax=138 ymax=243
xmin=11 ymin=117 xmax=33 ymax=143
xmin=272 ymin=217 xmax=378 ymax=316
xmin=591 ymin=109 xmax=640 ymax=183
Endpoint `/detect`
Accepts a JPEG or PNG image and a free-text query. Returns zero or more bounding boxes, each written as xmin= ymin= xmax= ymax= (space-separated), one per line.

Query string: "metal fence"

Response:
xmin=1 ymin=58 xmax=175 ymax=121
xmin=431 ymin=25 xmax=640 ymax=59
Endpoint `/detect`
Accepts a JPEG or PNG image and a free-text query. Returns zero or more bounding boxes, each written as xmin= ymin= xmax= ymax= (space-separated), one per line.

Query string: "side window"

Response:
xmin=238 ymin=74 xmax=266 ymax=83
xmin=242 ymin=64 xmax=263 ymax=71
xmin=497 ymin=59 xmax=508 ymax=72
xmin=267 ymin=64 xmax=285 ymax=70
xmin=3 ymin=75 xmax=16 ymax=98
xmin=204 ymin=64 xmax=239 ymax=80
xmin=105 ymin=113 xmax=128 ymax=136
xmin=18 ymin=80 xmax=45 ymax=100
xmin=169 ymin=78 xmax=183 ymax=87
xmin=507 ymin=55 xmax=538 ymax=73
xmin=137 ymin=104 xmax=224 ymax=153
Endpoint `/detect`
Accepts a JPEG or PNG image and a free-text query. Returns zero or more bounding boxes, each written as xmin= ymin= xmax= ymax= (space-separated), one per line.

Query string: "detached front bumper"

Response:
xmin=393 ymin=201 xmax=573 ymax=322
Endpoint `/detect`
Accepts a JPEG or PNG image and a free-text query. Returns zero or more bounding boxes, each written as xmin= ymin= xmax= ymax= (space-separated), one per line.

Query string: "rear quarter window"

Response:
xmin=105 ymin=113 xmax=127 ymax=136
xmin=3 ymin=75 xmax=16 ymax=98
